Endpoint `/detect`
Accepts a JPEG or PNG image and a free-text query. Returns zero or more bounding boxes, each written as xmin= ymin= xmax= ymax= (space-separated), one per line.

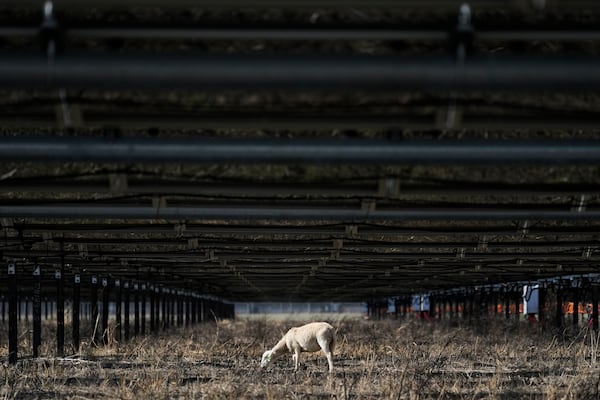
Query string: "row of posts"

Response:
xmin=367 ymin=288 xmax=525 ymax=321
xmin=367 ymin=283 xmax=600 ymax=331
xmin=2 ymin=260 xmax=234 ymax=364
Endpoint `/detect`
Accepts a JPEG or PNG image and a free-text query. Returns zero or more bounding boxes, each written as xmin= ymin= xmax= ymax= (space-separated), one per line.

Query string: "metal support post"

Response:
xmin=573 ymin=287 xmax=580 ymax=328
xmin=115 ymin=279 xmax=121 ymax=342
xmin=24 ymin=299 xmax=29 ymax=322
xmin=191 ymin=295 xmax=197 ymax=325
xmin=593 ymin=286 xmax=599 ymax=332
xmin=177 ymin=292 xmax=183 ymax=326
xmin=140 ymin=283 xmax=146 ymax=336
xmin=101 ymin=277 xmax=109 ymax=345
xmin=124 ymin=281 xmax=130 ymax=341
xmin=8 ymin=261 xmax=18 ymax=364
xmin=162 ymin=288 xmax=168 ymax=330
xmin=150 ymin=284 xmax=155 ymax=333
xmin=170 ymin=290 xmax=175 ymax=327
xmin=32 ymin=264 xmax=42 ymax=357
xmin=72 ymin=273 xmax=80 ymax=352
xmin=185 ymin=293 xmax=191 ymax=326
xmin=91 ymin=275 xmax=98 ymax=345
xmin=134 ymin=282 xmax=140 ymax=336
xmin=555 ymin=287 xmax=563 ymax=329
xmin=55 ymin=266 xmax=64 ymax=357
xmin=154 ymin=287 xmax=160 ymax=331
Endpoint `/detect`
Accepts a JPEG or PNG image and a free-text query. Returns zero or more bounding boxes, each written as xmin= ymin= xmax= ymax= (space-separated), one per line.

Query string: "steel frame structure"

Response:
xmin=1 ymin=0 xmax=600 ymax=304
xmin=1 ymin=53 xmax=600 ymax=91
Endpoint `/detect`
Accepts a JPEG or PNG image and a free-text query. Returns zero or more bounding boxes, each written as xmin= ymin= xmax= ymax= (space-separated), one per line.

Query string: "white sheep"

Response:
xmin=260 ymin=321 xmax=336 ymax=372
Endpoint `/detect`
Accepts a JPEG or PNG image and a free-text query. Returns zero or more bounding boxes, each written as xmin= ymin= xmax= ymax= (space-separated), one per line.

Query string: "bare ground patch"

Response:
xmin=3 ymin=317 xmax=600 ymax=399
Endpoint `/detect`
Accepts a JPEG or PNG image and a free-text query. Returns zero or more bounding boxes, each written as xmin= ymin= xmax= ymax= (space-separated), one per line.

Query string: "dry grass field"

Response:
xmin=3 ymin=316 xmax=600 ymax=399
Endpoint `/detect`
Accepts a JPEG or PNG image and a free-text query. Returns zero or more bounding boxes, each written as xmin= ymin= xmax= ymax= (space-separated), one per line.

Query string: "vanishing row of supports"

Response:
xmin=1 ymin=260 xmax=234 ymax=364
xmin=367 ymin=288 xmax=524 ymax=321
xmin=368 ymin=281 xmax=600 ymax=332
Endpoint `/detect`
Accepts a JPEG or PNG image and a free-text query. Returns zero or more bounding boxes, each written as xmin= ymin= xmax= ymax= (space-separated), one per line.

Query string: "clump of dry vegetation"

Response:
xmin=2 ymin=316 xmax=600 ymax=399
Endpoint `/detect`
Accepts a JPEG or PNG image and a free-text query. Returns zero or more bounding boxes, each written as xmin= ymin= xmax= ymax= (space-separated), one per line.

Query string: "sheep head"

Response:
xmin=260 ymin=350 xmax=273 ymax=368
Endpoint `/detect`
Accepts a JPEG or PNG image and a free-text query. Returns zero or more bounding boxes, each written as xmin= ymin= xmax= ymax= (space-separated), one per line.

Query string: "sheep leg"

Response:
xmin=293 ymin=350 xmax=300 ymax=371
xmin=317 ymin=336 xmax=334 ymax=372
xmin=324 ymin=350 xmax=334 ymax=372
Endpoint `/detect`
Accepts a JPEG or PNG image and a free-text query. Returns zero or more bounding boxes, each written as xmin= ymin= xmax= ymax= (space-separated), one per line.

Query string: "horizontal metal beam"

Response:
xmin=2 ymin=137 xmax=600 ymax=164
xmin=11 ymin=222 xmax=600 ymax=237
xmin=6 ymin=105 xmax=600 ymax=132
xmin=6 ymin=235 xmax=599 ymax=250
xmin=69 ymin=27 xmax=448 ymax=41
xmin=66 ymin=28 xmax=600 ymax=43
xmin=0 ymin=179 xmax=376 ymax=196
xmin=2 ymin=249 xmax=594 ymax=261
xmin=3 ymin=0 xmax=583 ymax=10
xmin=7 ymin=234 xmax=600 ymax=252
xmin=1 ymin=205 xmax=599 ymax=220
xmin=7 ymin=26 xmax=600 ymax=44
xmin=1 ymin=54 xmax=600 ymax=91
xmin=2 ymin=179 xmax=600 ymax=197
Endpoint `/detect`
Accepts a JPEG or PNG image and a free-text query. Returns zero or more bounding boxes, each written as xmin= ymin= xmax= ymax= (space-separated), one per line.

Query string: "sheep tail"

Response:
xmin=329 ymin=332 xmax=336 ymax=355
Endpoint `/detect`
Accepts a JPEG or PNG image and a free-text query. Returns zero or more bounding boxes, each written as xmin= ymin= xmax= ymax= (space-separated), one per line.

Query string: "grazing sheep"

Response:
xmin=260 ymin=321 xmax=336 ymax=372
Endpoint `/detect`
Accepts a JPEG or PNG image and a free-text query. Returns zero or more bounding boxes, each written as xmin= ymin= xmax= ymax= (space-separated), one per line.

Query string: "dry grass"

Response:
xmin=2 ymin=316 xmax=600 ymax=399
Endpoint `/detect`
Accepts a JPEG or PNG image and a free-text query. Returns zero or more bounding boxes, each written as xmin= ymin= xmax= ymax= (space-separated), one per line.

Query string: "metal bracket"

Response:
xmin=478 ymin=236 xmax=488 ymax=251
xmin=377 ymin=177 xmax=400 ymax=198
xmin=520 ymin=220 xmax=530 ymax=236
xmin=333 ymin=239 xmax=343 ymax=250
xmin=152 ymin=196 xmax=168 ymax=209
xmin=55 ymin=91 xmax=83 ymax=129
xmin=40 ymin=1 xmax=63 ymax=56
xmin=109 ymin=174 xmax=129 ymax=193
xmin=452 ymin=3 xmax=474 ymax=61
xmin=78 ymin=243 xmax=88 ymax=259
xmin=572 ymin=194 xmax=587 ymax=212
xmin=345 ymin=225 xmax=358 ymax=237
xmin=361 ymin=199 xmax=376 ymax=213
xmin=446 ymin=3 xmax=473 ymax=129
xmin=188 ymin=238 xmax=199 ymax=250
xmin=175 ymin=223 xmax=186 ymax=237
xmin=206 ymin=249 xmax=216 ymax=261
